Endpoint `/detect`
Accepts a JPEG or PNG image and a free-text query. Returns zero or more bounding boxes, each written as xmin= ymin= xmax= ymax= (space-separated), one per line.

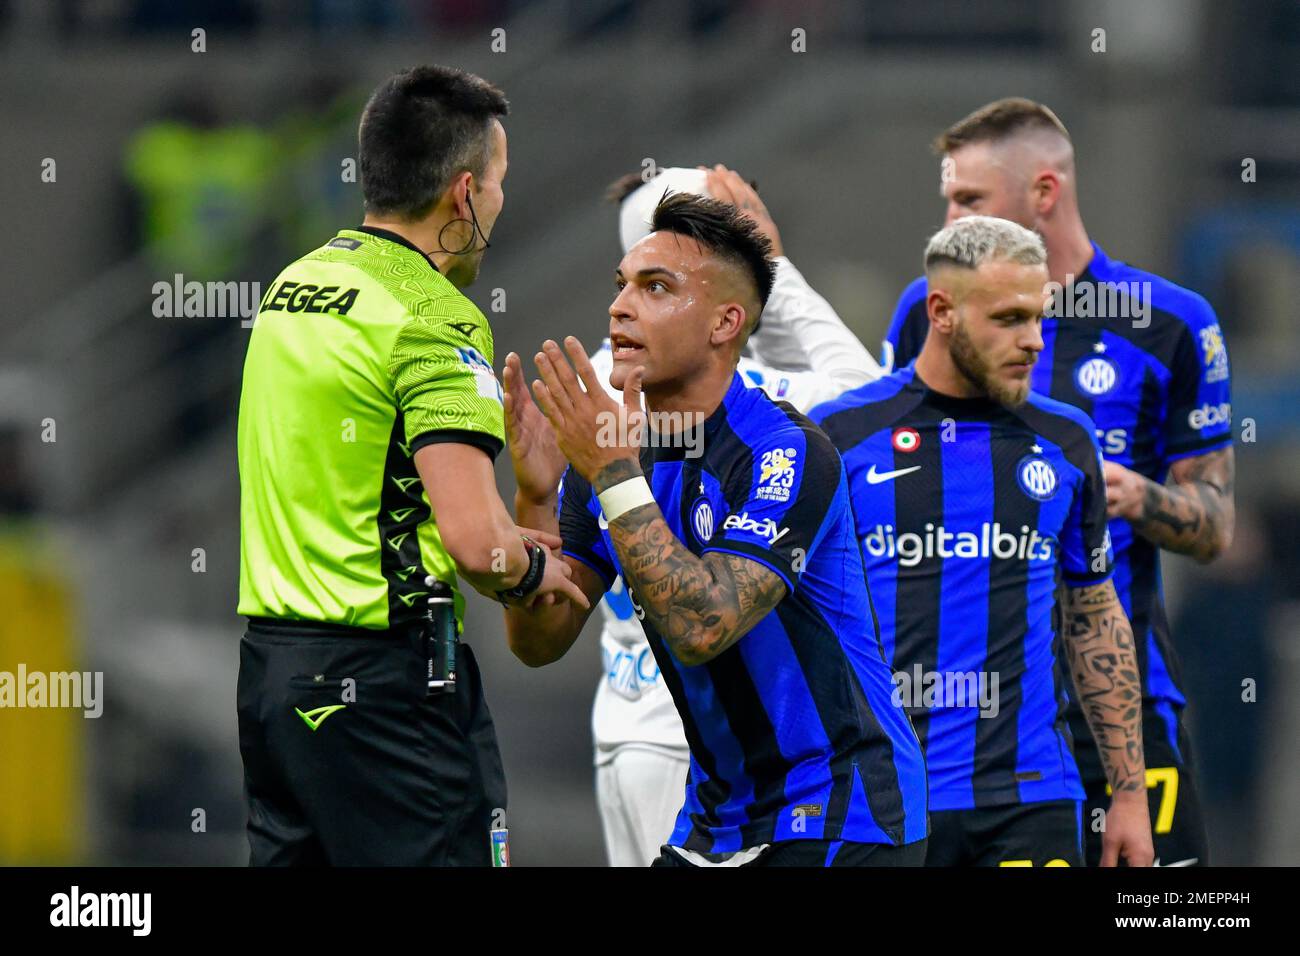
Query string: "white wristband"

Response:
xmin=597 ymin=476 xmax=655 ymax=523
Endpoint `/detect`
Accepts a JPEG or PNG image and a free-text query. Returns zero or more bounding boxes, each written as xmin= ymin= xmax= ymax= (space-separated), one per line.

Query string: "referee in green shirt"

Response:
xmin=236 ymin=65 xmax=586 ymax=866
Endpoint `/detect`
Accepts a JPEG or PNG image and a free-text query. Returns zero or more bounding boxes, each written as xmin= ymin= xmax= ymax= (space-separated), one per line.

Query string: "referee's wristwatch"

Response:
xmin=496 ymin=535 xmax=546 ymax=605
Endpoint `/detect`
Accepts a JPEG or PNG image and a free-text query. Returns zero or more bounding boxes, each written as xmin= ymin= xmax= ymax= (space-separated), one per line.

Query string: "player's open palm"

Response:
xmin=1101 ymin=794 xmax=1154 ymax=867
xmin=504 ymin=350 xmax=568 ymax=502
xmin=532 ymin=337 xmax=645 ymax=486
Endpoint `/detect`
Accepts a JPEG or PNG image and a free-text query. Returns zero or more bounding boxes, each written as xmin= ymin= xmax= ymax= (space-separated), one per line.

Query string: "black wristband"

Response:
xmin=497 ymin=536 xmax=546 ymax=604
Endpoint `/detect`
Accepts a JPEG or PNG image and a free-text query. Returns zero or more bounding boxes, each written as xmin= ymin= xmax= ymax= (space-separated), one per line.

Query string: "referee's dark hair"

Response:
xmin=359 ymin=65 xmax=509 ymax=221
xmin=932 ymin=97 xmax=1071 ymax=155
xmin=650 ymin=192 xmax=776 ymax=326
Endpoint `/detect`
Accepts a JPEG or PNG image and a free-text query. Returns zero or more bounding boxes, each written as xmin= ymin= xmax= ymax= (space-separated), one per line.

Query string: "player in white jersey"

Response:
xmin=589 ymin=166 xmax=884 ymax=864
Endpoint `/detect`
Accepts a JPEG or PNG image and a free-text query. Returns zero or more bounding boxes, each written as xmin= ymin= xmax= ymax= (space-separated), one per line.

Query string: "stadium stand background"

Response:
xmin=0 ymin=0 xmax=1297 ymax=865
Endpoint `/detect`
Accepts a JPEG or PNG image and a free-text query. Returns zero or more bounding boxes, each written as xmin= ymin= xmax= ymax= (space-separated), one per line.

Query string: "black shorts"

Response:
xmin=926 ymin=799 xmax=1083 ymax=867
xmin=1074 ymin=702 xmax=1208 ymax=867
xmin=236 ymin=618 xmax=507 ymax=866
xmin=652 ymin=839 xmax=927 ymax=867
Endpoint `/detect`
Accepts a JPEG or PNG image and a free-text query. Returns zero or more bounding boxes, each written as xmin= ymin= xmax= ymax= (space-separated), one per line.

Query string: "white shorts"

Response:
xmin=595 ymin=747 xmax=690 ymax=867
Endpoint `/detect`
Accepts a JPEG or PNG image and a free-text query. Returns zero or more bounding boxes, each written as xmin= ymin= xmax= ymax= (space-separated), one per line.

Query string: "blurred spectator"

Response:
xmin=123 ymin=92 xmax=278 ymax=281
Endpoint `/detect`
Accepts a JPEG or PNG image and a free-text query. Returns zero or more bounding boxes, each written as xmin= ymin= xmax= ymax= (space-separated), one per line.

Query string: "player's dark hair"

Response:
xmin=933 ymin=97 xmax=1071 ymax=155
xmin=359 ymin=65 xmax=509 ymax=221
xmin=650 ymin=192 xmax=776 ymax=312
xmin=605 ymin=171 xmax=646 ymax=204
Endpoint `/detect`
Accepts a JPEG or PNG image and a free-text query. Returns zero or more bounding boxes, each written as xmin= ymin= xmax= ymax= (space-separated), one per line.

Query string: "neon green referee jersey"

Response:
xmin=237 ymin=226 xmax=505 ymax=631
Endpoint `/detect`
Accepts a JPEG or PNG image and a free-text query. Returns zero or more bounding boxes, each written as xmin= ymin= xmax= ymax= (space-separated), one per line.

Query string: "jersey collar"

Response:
xmin=1078 ymin=240 xmax=1111 ymax=284
xmin=907 ymin=367 xmax=1001 ymax=416
xmin=641 ymin=372 xmax=745 ymax=464
xmin=349 ymin=226 xmax=441 ymax=274
xmin=701 ymin=371 xmax=748 ymax=440
xmin=708 ymin=371 xmax=748 ymax=430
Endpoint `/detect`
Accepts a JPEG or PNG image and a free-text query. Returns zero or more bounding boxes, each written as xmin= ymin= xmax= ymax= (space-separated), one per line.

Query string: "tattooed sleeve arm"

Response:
xmin=1124 ymin=447 xmax=1235 ymax=563
xmin=1059 ymin=579 xmax=1146 ymax=797
xmin=596 ymin=460 xmax=786 ymax=667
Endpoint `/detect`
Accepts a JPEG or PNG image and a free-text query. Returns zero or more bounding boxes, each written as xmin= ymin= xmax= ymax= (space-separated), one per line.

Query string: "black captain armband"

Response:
xmin=497 ymin=536 xmax=546 ymax=605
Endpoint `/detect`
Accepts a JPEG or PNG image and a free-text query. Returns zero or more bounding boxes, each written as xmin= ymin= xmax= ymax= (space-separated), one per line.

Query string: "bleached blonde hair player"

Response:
xmin=883 ymin=98 xmax=1235 ymax=867
xmin=503 ymin=164 xmax=882 ymax=866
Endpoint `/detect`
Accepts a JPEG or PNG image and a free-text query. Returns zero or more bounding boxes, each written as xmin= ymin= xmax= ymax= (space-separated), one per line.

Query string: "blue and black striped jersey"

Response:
xmin=883 ymin=243 xmax=1232 ymax=779
xmin=559 ymin=372 xmax=928 ymax=854
xmin=812 ymin=367 xmax=1114 ymax=810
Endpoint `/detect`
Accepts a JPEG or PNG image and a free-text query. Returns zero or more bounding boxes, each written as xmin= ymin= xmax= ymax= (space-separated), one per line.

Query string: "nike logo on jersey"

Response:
xmin=1153 ymin=857 xmax=1199 ymax=867
xmin=866 ymin=464 xmax=921 ymax=485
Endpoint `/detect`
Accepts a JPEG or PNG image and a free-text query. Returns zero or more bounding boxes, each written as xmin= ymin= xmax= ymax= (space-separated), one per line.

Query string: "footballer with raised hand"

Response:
xmin=883 ymin=99 xmax=1233 ymax=866
xmin=814 ymin=216 xmax=1152 ymax=866
xmin=511 ymin=163 xmax=884 ymax=866
xmin=503 ymin=193 xmax=927 ymax=866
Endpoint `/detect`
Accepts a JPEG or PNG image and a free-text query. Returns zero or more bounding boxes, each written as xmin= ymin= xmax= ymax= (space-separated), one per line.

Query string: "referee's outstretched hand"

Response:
xmin=510 ymin=526 xmax=564 ymax=609
xmin=500 ymin=542 xmax=589 ymax=612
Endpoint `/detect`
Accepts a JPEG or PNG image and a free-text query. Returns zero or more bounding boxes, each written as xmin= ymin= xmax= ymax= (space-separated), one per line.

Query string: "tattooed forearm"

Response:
xmin=592 ymin=459 xmax=644 ymax=494
xmin=1133 ymin=448 xmax=1235 ymax=562
xmin=1061 ymin=580 xmax=1146 ymax=796
xmin=595 ymin=475 xmax=785 ymax=666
